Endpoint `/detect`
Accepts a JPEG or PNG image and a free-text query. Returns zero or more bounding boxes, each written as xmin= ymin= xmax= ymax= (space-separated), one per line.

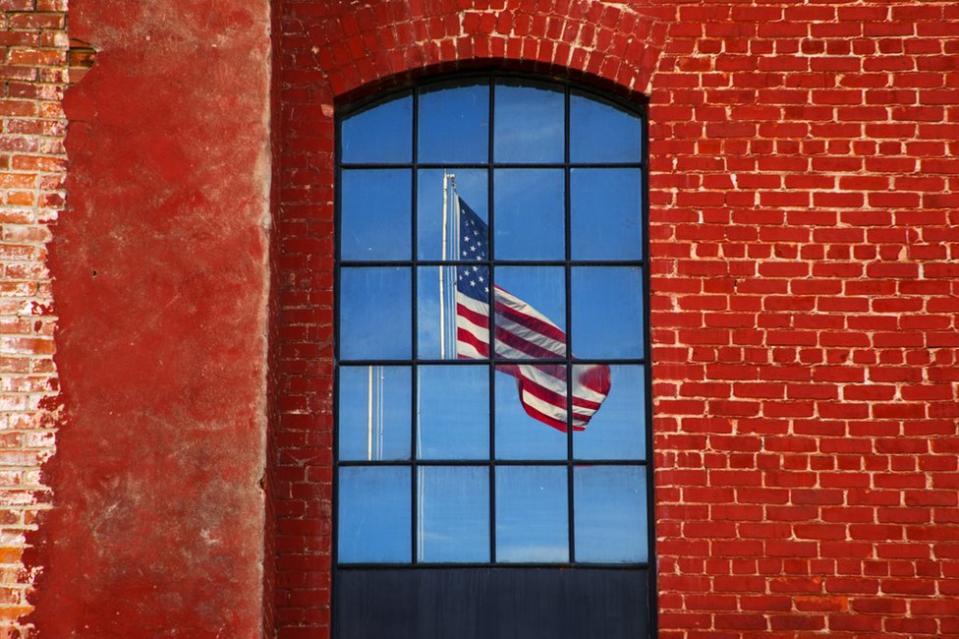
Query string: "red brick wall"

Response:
xmin=273 ymin=1 xmax=959 ymax=638
xmin=649 ymin=3 xmax=959 ymax=637
xmin=0 ymin=1 xmax=65 ymax=634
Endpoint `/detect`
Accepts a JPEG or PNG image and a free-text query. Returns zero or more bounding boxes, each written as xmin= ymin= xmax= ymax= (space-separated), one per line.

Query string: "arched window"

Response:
xmin=335 ymin=73 xmax=653 ymax=638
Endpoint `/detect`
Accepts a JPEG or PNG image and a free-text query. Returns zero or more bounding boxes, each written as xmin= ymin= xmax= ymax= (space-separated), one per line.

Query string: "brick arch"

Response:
xmin=269 ymin=2 xmax=669 ymax=637
xmin=290 ymin=0 xmax=670 ymax=102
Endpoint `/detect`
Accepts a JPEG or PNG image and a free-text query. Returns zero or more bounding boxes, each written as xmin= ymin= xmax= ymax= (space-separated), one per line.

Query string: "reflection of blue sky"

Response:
xmin=417 ymin=366 xmax=488 ymax=459
xmin=571 ymin=169 xmax=643 ymax=260
xmin=572 ymin=267 xmax=644 ymax=358
xmin=339 ymin=366 xmax=411 ymax=460
xmin=573 ymin=365 xmax=646 ymax=460
xmin=339 ymin=267 xmax=410 ymax=359
xmin=496 ymin=466 xmax=568 ymax=562
xmin=570 ymin=92 xmax=643 ymax=162
xmin=338 ymin=82 xmax=648 ymax=565
xmin=494 ymin=169 xmax=564 ymax=260
xmin=341 ymin=93 xmax=412 ymax=163
xmin=494 ymin=83 xmax=564 ymax=162
xmin=574 ymin=466 xmax=647 ymax=562
xmin=495 ymin=266 xmax=565 ymax=331
xmin=339 ymin=466 xmax=411 ymax=562
xmin=496 ymin=372 xmax=567 ymax=460
xmin=419 ymin=83 xmax=489 ymax=163
xmin=341 ymin=169 xmax=411 ymax=260
xmin=418 ymin=466 xmax=489 ymax=562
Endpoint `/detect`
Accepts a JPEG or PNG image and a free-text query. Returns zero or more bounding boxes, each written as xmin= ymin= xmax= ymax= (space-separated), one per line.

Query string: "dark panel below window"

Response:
xmin=335 ymin=567 xmax=649 ymax=639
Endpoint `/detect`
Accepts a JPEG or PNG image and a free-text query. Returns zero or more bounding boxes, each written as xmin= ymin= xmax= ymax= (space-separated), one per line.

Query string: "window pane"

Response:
xmin=570 ymin=93 xmax=642 ymax=163
xmin=417 ymin=169 xmax=488 ymax=260
xmin=496 ymin=466 xmax=568 ymax=563
xmin=494 ymin=81 xmax=564 ymax=163
xmin=495 ymin=365 xmax=568 ymax=459
xmin=418 ymin=83 xmax=489 ymax=163
xmin=417 ymin=466 xmax=489 ymax=562
xmin=574 ymin=466 xmax=647 ymax=563
xmin=417 ymin=266 xmax=489 ymax=359
xmin=341 ymin=93 xmax=412 ymax=163
xmin=338 ymin=366 xmax=411 ymax=461
xmin=494 ymin=169 xmax=564 ymax=260
xmin=338 ymin=467 xmax=411 ymax=562
xmin=340 ymin=267 xmax=411 ymax=360
xmin=571 ymin=267 xmax=644 ymax=359
xmin=494 ymin=267 xmax=566 ymax=361
xmin=417 ymin=365 xmax=488 ymax=459
xmin=573 ymin=365 xmax=645 ymax=460
xmin=341 ymin=169 xmax=411 ymax=260
xmin=570 ymin=169 xmax=643 ymax=260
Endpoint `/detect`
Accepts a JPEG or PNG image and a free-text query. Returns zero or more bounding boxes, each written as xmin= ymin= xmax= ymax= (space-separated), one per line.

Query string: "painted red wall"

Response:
xmin=24 ymin=0 xmax=273 ymax=636
xmin=272 ymin=1 xmax=959 ymax=638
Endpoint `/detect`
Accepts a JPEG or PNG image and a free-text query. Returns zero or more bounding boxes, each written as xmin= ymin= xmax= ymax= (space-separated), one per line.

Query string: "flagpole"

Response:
xmin=449 ymin=176 xmax=459 ymax=355
xmin=376 ymin=366 xmax=384 ymax=458
xmin=439 ymin=171 xmax=449 ymax=359
xmin=366 ymin=365 xmax=373 ymax=461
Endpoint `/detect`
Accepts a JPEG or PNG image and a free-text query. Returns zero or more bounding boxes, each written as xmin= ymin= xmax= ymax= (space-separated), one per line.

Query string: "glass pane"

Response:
xmin=494 ymin=267 xmax=566 ymax=361
xmin=574 ymin=466 xmax=647 ymax=562
xmin=495 ymin=364 xmax=568 ymax=459
xmin=338 ymin=467 xmax=411 ymax=562
xmin=570 ymin=169 xmax=643 ymax=260
xmin=571 ymin=267 xmax=643 ymax=359
xmin=573 ymin=365 xmax=645 ymax=460
xmin=338 ymin=366 xmax=411 ymax=461
xmin=340 ymin=267 xmax=411 ymax=360
xmin=417 ymin=466 xmax=489 ymax=562
xmin=417 ymin=266 xmax=489 ymax=359
xmin=417 ymin=365 xmax=488 ymax=459
xmin=418 ymin=83 xmax=489 ymax=163
xmin=417 ymin=169 xmax=488 ymax=260
xmin=341 ymin=93 xmax=412 ymax=163
xmin=570 ymin=93 xmax=642 ymax=163
xmin=494 ymin=81 xmax=564 ymax=163
xmin=341 ymin=169 xmax=411 ymax=260
xmin=494 ymin=169 xmax=564 ymax=260
xmin=496 ymin=466 xmax=568 ymax=563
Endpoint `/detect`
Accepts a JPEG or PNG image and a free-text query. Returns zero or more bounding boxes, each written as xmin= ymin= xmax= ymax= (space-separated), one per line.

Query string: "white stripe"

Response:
xmin=518 ymin=364 xmax=607 ymax=407
xmin=456 ymin=315 xmax=488 ymax=345
xmin=455 ymin=340 xmax=485 ymax=360
xmin=494 ymin=313 xmax=567 ymax=357
xmin=455 ymin=292 xmax=489 ymax=316
xmin=494 ymin=286 xmax=562 ymax=329
xmin=519 ymin=389 xmax=588 ymax=427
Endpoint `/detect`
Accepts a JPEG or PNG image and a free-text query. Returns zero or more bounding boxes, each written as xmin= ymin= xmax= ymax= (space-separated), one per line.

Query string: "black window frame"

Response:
xmin=332 ymin=71 xmax=656 ymax=638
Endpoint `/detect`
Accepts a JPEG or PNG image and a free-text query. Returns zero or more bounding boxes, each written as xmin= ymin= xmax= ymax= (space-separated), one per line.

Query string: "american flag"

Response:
xmin=451 ymin=196 xmax=611 ymax=432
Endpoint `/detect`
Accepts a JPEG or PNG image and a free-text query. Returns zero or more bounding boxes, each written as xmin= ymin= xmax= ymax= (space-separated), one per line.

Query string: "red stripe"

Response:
xmin=494 ymin=325 xmax=562 ymax=360
xmin=493 ymin=298 xmax=567 ymax=344
xmin=519 ymin=375 xmax=567 ymax=412
xmin=518 ymin=399 xmax=568 ymax=432
xmin=455 ymin=301 xmax=488 ymax=329
xmin=456 ymin=327 xmax=489 ymax=357
xmin=518 ymin=372 xmax=603 ymax=416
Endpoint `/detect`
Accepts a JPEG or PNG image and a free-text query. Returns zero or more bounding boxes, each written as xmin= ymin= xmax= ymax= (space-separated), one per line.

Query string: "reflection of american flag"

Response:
xmin=453 ymin=197 xmax=611 ymax=432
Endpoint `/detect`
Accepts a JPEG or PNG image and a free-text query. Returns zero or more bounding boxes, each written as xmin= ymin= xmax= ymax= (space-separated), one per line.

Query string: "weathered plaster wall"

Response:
xmin=21 ymin=0 xmax=273 ymax=636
